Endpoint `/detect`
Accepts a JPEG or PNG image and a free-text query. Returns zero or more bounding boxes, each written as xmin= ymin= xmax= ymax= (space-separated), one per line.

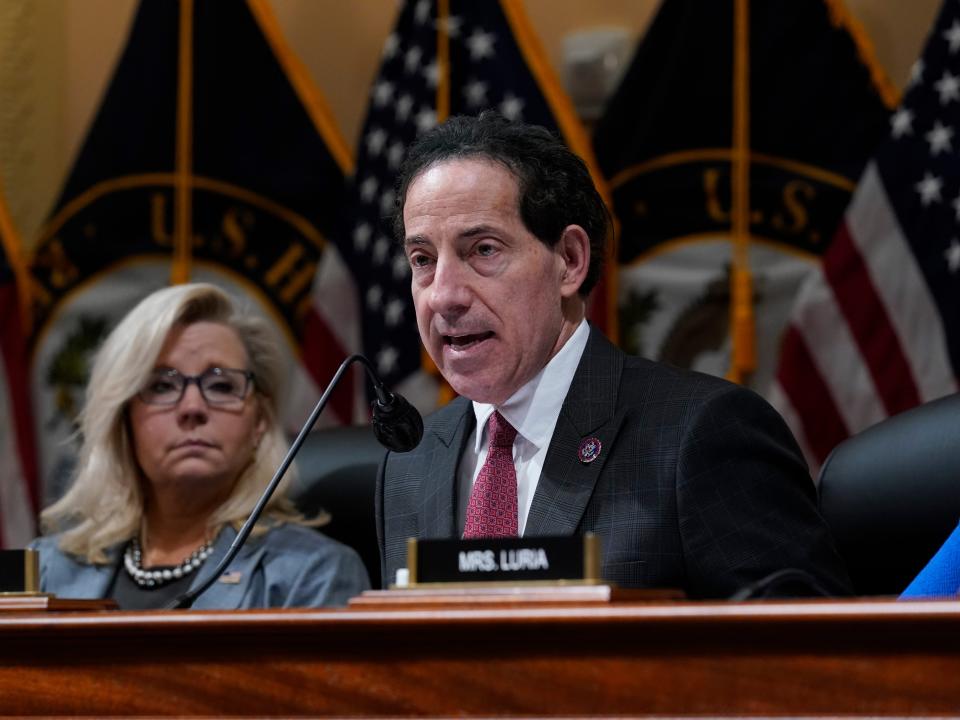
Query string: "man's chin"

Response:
xmin=442 ymin=372 xmax=509 ymax=406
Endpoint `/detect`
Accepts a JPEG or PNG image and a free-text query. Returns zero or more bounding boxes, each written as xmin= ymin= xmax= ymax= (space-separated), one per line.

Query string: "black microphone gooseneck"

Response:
xmin=168 ymin=353 xmax=423 ymax=609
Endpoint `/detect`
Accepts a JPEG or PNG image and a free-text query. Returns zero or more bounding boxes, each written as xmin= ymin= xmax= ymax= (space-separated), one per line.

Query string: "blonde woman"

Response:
xmin=31 ymin=283 xmax=369 ymax=609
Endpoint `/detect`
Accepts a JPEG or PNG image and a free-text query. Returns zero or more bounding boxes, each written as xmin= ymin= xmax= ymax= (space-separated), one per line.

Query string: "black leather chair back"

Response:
xmin=818 ymin=393 xmax=960 ymax=596
xmin=286 ymin=425 xmax=385 ymax=589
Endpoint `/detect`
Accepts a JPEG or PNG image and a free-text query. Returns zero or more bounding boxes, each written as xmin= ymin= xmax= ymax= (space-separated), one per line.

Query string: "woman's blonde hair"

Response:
xmin=41 ymin=282 xmax=309 ymax=563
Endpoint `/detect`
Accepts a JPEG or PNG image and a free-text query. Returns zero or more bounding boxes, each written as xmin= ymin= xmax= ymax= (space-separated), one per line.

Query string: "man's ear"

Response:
xmin=556 ymin=224 xmax=591 ymax=298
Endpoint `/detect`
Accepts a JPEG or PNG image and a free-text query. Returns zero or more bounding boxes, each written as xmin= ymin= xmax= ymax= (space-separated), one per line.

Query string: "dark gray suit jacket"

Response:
xmin=376 ymin=327 xmax=852 ymax=598
xmin=31 ymin=523 xmax=370 ymax=608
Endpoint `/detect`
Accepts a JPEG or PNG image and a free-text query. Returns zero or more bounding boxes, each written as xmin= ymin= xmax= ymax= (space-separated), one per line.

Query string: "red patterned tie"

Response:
xmin=463 ymin=411 xmax=519 ymax=538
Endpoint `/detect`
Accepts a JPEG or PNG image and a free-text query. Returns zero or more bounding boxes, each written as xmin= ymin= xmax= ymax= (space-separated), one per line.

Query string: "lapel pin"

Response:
xmin=219 ymin=571 xmax=243 ymax=584
xmin=578 ymin=437 xmax=602 ymax=464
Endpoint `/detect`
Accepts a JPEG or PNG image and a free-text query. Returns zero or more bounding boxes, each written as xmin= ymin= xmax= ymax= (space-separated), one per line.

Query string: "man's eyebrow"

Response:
xmin=459 ymin=224 xmax=499 ymax=238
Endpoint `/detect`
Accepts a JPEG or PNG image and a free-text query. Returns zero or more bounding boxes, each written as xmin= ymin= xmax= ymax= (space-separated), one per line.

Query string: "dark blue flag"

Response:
xmin=594 ymin=0 xmax=893 ymax=391
xmin=28 ymin=0 xmax=357 ymax=500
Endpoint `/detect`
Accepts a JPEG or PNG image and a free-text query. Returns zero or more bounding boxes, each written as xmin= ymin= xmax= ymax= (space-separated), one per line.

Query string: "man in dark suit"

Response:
xmin=376 ymin=113 xmax=851 ymax=598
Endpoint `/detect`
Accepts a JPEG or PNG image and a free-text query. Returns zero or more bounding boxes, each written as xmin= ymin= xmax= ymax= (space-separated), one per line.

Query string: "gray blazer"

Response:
xmin=31 ymin=523 xmax=370 ymax=609
xmin=377 ymin=326 xmax=852 ymax=598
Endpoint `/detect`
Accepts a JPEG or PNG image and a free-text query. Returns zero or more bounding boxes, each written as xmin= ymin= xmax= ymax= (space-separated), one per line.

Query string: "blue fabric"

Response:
xmin=29 ymin=523 xmax=370 ymax=609
xmin=900 ymin=523 xmax=960 ymax=598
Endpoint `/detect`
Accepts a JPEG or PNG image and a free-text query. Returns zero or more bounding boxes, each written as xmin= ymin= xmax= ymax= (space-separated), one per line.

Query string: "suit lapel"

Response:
xmin=525 ymin=327 xmax=626 ymax=537
xmin=418 ymin=399 xmax=474 ymax=539
xmin=189 ymin=525 xmax=265 ymax=610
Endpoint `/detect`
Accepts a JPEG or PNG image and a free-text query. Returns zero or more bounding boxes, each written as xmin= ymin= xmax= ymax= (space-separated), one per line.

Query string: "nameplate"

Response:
xmin=0 ymin=549 xmax=40 ymax=594
xmin=406 ymin=534 xmax=600 ymax=586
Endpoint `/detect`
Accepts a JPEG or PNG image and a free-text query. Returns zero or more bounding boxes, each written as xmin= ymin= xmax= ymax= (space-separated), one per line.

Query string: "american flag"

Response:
xmin=772 ymin=0 xmax=960 ymax=474
xmin=0 ymin=185 xmax=38 ymax=548
xmin=346 ymin=0 xmax=612 ymax=411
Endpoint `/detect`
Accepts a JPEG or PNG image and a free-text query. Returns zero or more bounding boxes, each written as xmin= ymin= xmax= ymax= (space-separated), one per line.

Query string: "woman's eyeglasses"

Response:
xmin=138 ymin=367 xmax=255 ymax=408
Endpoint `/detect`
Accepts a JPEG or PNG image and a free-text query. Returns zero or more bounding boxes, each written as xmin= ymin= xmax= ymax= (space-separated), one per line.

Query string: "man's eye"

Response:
xmin=409 ymin=253 xmax=432 ymax=268
xmin=475 ymin=243 xmax=496 ymax=257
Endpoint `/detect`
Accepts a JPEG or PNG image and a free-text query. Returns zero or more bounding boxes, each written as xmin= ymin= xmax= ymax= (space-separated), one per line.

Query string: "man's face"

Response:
xmin=403 ymin=158 xmax=579 ymax=405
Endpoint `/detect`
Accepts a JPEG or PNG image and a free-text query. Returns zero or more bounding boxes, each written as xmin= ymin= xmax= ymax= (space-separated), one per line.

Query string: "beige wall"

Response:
xmin=0 ymin=0 xmax=942 ymax=246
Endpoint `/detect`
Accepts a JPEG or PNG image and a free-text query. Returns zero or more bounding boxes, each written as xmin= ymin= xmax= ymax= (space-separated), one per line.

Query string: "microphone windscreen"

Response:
xmin=372 ymin=392 xmax=424 ymax=452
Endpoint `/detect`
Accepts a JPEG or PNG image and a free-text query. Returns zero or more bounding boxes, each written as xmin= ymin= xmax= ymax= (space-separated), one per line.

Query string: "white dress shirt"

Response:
xmin=456 ymin=319 xmax=590 ymax=536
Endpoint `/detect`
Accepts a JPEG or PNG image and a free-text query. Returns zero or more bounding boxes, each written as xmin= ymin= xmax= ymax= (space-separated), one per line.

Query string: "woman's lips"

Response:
xmin=173 ymin=439 xmax=215 ymax=449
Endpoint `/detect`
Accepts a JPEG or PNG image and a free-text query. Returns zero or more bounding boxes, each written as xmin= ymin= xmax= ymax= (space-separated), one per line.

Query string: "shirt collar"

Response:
xmin=472 ymin=319 xmax=590 ymax=452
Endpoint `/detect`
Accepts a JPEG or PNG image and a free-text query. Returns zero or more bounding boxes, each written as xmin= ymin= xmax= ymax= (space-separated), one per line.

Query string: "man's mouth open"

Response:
xmin=443 ymin=332 xmax=494 ymax=351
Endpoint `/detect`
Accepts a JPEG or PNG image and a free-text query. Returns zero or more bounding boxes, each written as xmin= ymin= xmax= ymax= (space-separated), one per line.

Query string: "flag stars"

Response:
xmin=377 ymin=345 xmax=399 ymax=375
xmin=384 ymin=297 xmax=406 ymax=327
xmin=944 ymin=19 xmax=960 ymax=53
xmin=423 ymin=59 xmax=441 ymax=88
xmin=387 ymin=141 xmax=406 ymax=170
xmin=414 ymin=0 xmax=431 ymax=25
xmin=499 ymin=93 xmax=525 ymax=121
xmin=392 ymin=252 xmax=410 ymax=279
xmin=379 ymin=189 xmax=396 ymax=216
xmin=396 ymin=94 xmax=415 ymax=122
xmin=404 ymin=46 xmax=423 ymax=73
xmin=373 ymin=235 xmax=392 ymax=264
xmin=371 ymin=80 xmax=395 ymax=108
xmin=415 ymin=107 xmax=438 ymax=133
xmin=934 ymin=70 xmax=960 ymax=105
xmin=360 ymin=176 xmax=379 ymax=203
xmin=366 ymin=127 xmax=388 ymax=156
xmin=926 ymin=120 xmax=954 ymax=155
xmin=466 ymin=29 xmax=496 ymax=61
xmin=353 ymin=222 xmax=372 ymax=251
xmin=382 ymin=33 xmax=400 ymax=60
xmin=890 ymin=107 xmax=914 ymax=138
xmin=945 ymin=238 xmax=960 ymax=273
xmin=366 ymin=284 xmax=383 ymax=310
xmin=909 ymin=59 xmax=924 ymax=87
xmin=915 ymin=172 xmax=943 ymax=206
xmin=463 ymin=79 xmax=488 ymax=107
xmin=437 ymin=14 xmax=462 ymax=37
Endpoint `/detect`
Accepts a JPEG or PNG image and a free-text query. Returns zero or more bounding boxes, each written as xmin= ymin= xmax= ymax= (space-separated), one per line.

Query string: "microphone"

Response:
xmin=371 ymin=383 xmax=424 ymax=452
xmin=168 ymin=353 xmax=423 ymax=609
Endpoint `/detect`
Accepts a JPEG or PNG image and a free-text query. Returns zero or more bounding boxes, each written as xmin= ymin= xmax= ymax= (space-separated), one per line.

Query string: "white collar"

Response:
xmin=472 ymin=319 xmax=590 ymax=452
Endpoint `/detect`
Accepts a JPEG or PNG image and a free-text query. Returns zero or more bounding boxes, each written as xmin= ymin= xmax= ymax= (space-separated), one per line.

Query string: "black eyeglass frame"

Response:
xmin=137 ymin=367 xmax=256 ymax=407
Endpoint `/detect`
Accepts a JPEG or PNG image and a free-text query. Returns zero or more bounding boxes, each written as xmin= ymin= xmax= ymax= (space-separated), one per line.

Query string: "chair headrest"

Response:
xmin=818 ymin=392 xmax=960 ymax=595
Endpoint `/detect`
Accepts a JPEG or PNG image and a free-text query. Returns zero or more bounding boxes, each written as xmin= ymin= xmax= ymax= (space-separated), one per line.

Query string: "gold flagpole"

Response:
xmin=423 ymin=0 xmax=456 ymax=406
xmin=172 ymin=0 xmax=194 ymax=284
xmin=728 ymin=0 xmax=755 ymax=384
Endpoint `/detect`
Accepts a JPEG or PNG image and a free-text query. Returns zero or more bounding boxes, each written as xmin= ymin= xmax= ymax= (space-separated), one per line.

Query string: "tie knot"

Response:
xmin=487 ymin=411 xmax=517 ymax=449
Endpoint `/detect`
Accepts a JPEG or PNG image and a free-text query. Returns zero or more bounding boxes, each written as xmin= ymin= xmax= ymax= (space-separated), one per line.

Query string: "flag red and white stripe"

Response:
xmin=774 ymin=1 xmax=960 ymax=475
xmin=773 ymin=162 xmax=958 ymax=475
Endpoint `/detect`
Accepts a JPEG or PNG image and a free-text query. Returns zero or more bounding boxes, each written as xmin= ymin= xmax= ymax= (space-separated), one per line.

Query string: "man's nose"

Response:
xmin=427 ymin=254 xmax=472 ymax=316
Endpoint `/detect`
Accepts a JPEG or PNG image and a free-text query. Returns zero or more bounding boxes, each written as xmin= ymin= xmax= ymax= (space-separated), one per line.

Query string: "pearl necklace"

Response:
xmin=123 ymin=537 xmax=214 ymax=589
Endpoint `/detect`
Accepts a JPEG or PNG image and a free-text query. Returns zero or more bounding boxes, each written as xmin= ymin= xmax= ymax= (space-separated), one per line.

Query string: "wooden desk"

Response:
xmin=1 ymin=596 xmax=958 ymax=716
